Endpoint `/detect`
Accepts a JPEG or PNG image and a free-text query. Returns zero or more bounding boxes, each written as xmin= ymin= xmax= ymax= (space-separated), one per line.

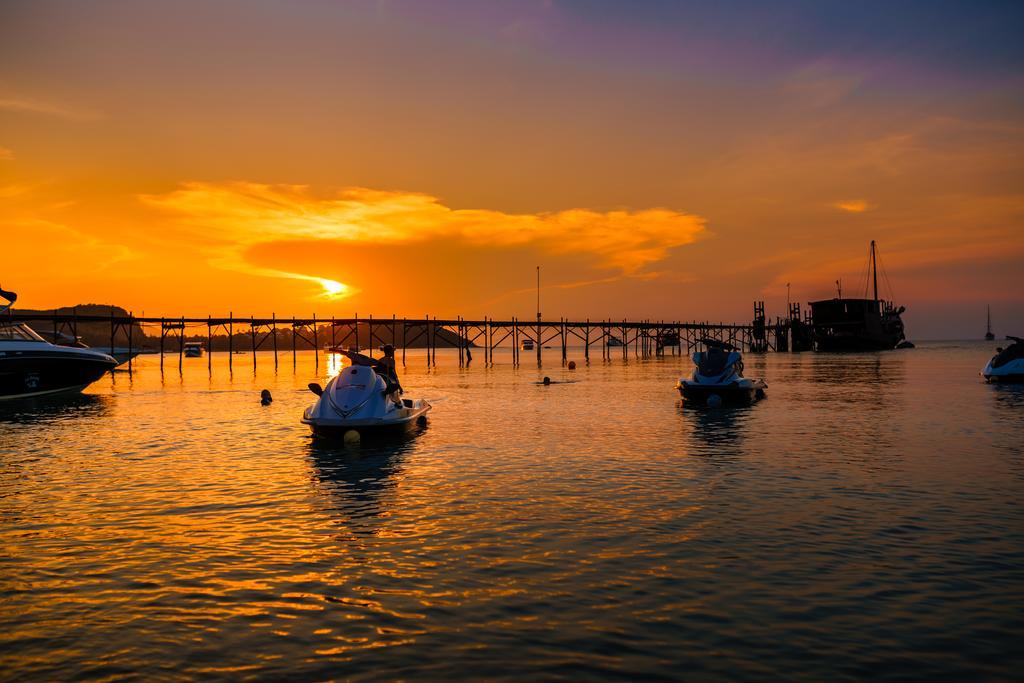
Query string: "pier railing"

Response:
xmin=5 ymin=309 xmax=798 ymax=371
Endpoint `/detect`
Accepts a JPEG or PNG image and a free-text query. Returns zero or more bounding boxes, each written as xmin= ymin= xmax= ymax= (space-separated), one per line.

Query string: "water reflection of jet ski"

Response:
xmin=982 ymin=336 xmax=1024 ymax=383
xmin=676 ymin=338 xmax=766 ymax=407
xmin=302 ymin=349 xmax=430 ymax=438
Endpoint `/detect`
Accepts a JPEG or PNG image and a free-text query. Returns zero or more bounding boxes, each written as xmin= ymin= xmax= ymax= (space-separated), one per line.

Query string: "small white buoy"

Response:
xmin=343 ymin=430 xmax=361 ymax=445
xmin=707 ymin=394 xmax=723 ymax=408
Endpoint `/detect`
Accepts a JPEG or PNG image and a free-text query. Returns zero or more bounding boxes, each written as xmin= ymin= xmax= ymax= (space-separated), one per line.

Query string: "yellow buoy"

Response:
xmin=343 ymin=429 xmax=361 ymax=445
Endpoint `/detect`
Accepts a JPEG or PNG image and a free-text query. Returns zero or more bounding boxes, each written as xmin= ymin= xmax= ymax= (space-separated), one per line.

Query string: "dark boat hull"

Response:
xmin=809 ymin=297 xmax=906 ymax=352
xmin=814 ymin=334 xmax=903 ymax=352
xmin=0 ymin=351 xmax=117 ymax=400
xmin=678 ymin=382 xmax=766 ymax=406
xmin=985 ymin=374 xmax=1024 ymax=383
xmin=306 ymin=414 xmax=428 ymax=440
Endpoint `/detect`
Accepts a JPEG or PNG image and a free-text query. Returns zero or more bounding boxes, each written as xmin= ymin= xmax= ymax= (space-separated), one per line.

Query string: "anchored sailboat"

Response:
xmin=985 ymin=306 xmax=995 ymax=341
xmin=809 ymin=241 xmax=908 ymax=351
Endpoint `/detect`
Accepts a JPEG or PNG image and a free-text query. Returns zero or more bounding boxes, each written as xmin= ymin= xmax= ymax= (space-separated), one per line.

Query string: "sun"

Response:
xmin=316 ymin=278 xmax=348 ymax=298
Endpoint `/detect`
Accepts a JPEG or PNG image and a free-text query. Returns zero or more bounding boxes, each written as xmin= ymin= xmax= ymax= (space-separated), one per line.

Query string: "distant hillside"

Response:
xmin=9 ymin=305 xmax=473 ymax=350
xmin=12 ymin=304 xmax=147 ymax=348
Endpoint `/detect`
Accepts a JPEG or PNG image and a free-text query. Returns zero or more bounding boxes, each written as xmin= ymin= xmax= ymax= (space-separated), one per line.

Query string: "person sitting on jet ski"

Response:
xmin=377 ymin=344 xmax=403 ymax=406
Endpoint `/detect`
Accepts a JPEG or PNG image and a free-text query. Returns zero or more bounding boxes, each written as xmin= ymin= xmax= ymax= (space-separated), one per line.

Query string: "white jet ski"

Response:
xmin=302 ymin=350 xmax=430 ymax=438
xmin=982 ymin=336 xmax=1024 ymax=383
xmin=676 ymin=338 xmax=766 ymax=407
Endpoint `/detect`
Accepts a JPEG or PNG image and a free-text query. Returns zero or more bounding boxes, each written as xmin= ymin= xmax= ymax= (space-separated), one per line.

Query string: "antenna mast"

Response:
xmin=871 ymin=240 xmax=879 ymax=302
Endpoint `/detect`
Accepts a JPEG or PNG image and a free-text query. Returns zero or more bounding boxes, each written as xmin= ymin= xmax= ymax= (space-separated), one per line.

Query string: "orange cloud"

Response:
xmin=834 ymin=199 xmax=870 ymax=212
xmin=142 ymin=182 xmax=707 ymax=298
xmin=0 ymin=146 xmax=12 ymax=160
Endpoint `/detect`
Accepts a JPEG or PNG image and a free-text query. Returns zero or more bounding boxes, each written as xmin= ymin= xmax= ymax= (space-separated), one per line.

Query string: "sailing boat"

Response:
xmin=809 ymin=241 xmax=908 ymax=351
xmin=985 ymin=306 xmax=995 ymax=341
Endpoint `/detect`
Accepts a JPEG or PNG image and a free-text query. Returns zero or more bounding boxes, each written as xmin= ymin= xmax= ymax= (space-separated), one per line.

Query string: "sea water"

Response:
xmin=1 ymin=342 xmax=1021 ymax=680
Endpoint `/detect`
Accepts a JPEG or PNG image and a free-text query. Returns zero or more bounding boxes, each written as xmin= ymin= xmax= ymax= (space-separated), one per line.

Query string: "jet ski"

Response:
xmin=676 ymin=338 xmax=766 ymax=406
xmin=982 ymin=336 xmax=1024 ymax=383
xmin=302 ymin=349 xmax=430 ymax=438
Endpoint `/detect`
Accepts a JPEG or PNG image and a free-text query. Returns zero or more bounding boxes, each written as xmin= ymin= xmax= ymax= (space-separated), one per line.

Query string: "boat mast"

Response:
xmin=987 ymin=305 xmax=992 ymax=335
xmin=871 ymin=240 xmax=878 ymax=302
xmin=536 ymin=265 xmax=541 ymax=358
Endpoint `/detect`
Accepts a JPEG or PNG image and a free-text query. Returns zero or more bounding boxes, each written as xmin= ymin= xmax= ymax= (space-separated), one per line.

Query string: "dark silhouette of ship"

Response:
xmin=809 ymin=241 xmax=907 ymax=351
xmin=985 ymin=306 xmax=995 ymax=341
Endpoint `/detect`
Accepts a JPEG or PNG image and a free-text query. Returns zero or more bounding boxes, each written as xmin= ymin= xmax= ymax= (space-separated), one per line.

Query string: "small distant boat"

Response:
xmin=982 ymin=336 xmax=1024 ymax=383
xmin=677 ymin=338 xmax=766 ymax=407
xmin=183 ymin=342 xmax=204 ymax=357
xmin=607 ymin=336 xmax=624 ymax=347
xmin=521 ymin=339 xmax=535 ymax=351
xmin=810 ymin=240 xmax=907 ymax=351
xmin=985 ymin=306 xmax=995 ymax=341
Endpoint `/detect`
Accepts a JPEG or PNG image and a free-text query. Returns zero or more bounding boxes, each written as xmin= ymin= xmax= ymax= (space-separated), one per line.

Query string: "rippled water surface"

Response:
xmin=1 ymin=343 xmax=1022 ymax=681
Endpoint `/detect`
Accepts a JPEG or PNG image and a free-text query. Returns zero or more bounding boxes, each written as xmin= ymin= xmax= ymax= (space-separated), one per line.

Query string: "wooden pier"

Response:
xmin=5 ymin=304 xmax=799 ymax=372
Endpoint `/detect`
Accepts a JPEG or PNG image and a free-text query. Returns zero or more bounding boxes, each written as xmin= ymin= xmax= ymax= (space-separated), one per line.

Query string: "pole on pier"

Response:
xmin=228 ymin=312 xmax=233 ymax=372
xmin=271 ymin=313 xmax=278 ymax=369
xmin=251 ymin=316 xmax=257 ymax=372
xmin=109 ymin=306 xmax=115 ymax=355
xmin=536 ymin=265 xmax=542 ymax=366
xmin=401 ymin=319 xmax=407 ymax=366
xmin=159 ymin=318 xmax=165 ymax=370
xmin=369 ymin=314 xmax=374 ymax=358
xmin=512 ymin=318 xmax=518 ymax=365
xmin=584 ymin=319 xmax=590 ymax=362
xmin=313 ymin=314 xmax=319 ymax=369
xmin=127 ymin=311 xmax=134 ymax=374
xmin=291 ymin=316 xmax=297 ymax=368
xmin=178 ymin=316 xmax=184 ymax=373
xmin=561 ymin=318 xmax=567 ymax=363
xmin=207 ymin=315 xmax=212 ymax=373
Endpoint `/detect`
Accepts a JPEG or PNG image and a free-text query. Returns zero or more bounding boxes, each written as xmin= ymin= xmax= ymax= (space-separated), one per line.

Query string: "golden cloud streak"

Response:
xmin=142 ymin=182 xmax=706 ymax=298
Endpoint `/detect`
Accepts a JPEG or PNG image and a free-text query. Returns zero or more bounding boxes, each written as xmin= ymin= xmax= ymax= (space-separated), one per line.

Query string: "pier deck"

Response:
xmin=5 ymin=307 xmax=797 ymax=371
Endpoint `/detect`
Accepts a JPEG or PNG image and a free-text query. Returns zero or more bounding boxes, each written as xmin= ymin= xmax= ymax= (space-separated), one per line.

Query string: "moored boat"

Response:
xmin=810 ymin=241 xmax=907 ymax=351
xmin=0 ymin=321 xmax=117 ymax=400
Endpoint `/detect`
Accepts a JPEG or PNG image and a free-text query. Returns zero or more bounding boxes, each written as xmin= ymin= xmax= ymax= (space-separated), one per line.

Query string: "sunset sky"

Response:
xmin=2 ymin=0 xmax=1022 ymax=338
